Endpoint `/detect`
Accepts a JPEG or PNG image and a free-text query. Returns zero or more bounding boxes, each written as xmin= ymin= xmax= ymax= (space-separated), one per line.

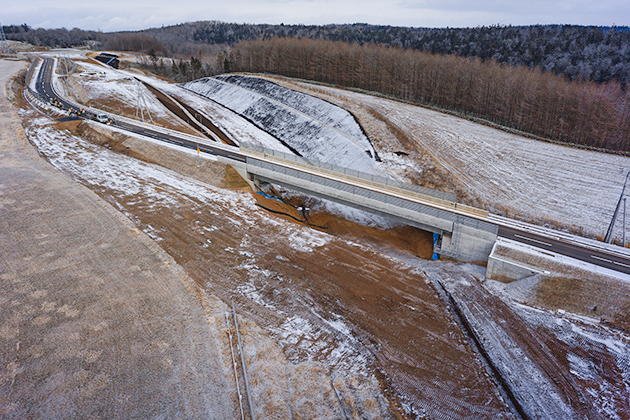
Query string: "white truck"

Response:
xmin=96 ymin=113 xmax=109 ymax=123
xmin=95 ymin=113 xmax=114 ymax=124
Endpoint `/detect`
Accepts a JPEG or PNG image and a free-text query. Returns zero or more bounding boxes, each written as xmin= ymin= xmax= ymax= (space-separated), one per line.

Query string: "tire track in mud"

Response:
xmin=425 ymin=269 xmax=614 ymax=420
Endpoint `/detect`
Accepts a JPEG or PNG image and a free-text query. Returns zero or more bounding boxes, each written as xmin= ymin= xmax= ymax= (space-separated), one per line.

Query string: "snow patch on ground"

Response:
xmin=288 ymin=81 xmax=630 ymax=242
xmin=72 ymin=61 xmax=176 ymax=121
xmin=24 ymin=112 xmax=258 ymax=227
xmin=508 ymin=302 xmax=630 ymax=420
xmin=27 ymin=59 xmax=43 ymax=91
xmin=181 ymin=75 xmax=379 ymax=172
xmin=285 ymin=226 xmax=330 ymax=253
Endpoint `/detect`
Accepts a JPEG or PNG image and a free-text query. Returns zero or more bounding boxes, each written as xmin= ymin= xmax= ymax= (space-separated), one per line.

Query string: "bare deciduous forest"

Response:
xmin=225 ymin=37 xmax=630 ymax=152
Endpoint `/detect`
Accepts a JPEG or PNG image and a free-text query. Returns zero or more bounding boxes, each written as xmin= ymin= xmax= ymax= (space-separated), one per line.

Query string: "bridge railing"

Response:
xmin=241 ymin=142 xmax=457 ymax=203
xmin=249 ymin=156 xmax=456 ymax=219
xmin=247 ymin=153 xmax=498 ymax=236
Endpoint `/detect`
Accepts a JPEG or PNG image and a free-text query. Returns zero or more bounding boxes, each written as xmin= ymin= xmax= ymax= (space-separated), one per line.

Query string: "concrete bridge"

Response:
xmin=226 ymin=144 xmax=499 ymax=262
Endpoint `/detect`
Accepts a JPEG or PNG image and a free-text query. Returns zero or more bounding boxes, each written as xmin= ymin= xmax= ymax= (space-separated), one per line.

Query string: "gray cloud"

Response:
xmin=3 ymin=0 xmax=629 ymax=31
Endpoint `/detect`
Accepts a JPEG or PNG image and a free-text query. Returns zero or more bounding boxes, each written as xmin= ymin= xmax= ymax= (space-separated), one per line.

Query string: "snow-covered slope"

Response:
xmin=181 ymin=75 xmax=378 ymax=172
xmin=129 ymin=71 xmax=294 ymax=154
xmin=273 ymin=78 xmax=630 ymax=243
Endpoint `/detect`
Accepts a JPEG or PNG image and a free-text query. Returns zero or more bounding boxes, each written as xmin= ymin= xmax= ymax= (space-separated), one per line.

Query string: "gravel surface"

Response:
xmin=0 ymin=60 xmax=237 ymax=419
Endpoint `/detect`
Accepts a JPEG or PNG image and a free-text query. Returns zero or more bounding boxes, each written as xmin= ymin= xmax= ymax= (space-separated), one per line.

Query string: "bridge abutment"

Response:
xmin=436 ymin=219 xmax=498 ymax=263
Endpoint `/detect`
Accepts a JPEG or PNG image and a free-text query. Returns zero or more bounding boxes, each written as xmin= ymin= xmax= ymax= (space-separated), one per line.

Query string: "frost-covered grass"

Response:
xmin=274 ymin=79 xmax=630 ymax=243
xmin=181 ymin=75 xmax=379 ymax=172
xmin=69 ymin=60 xmax=179 ymax=122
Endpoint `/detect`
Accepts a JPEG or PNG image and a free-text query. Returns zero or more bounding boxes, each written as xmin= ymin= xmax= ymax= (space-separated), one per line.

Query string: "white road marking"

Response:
xmin=514 ymin=234 xmax=552 ymax=247
xmin=591 ymin=255 xmax=630 ymax=269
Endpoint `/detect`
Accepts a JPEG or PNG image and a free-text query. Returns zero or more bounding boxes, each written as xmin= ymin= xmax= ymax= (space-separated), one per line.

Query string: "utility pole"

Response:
xmin=624 ymin=197 xmax=627 ymax=248
xmin=604 ymin=171 xmax=630 ymax=243
xmin=0 ymin=22 xmax=9 ymax=54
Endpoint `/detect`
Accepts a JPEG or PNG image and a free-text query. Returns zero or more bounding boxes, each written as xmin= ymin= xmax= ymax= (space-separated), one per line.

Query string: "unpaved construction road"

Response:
xmin=0 ymin=60 xmax=238 ymax=419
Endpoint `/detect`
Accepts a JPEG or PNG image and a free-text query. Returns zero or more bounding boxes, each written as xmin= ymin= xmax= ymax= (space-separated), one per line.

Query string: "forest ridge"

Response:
xmin=4 ymin=22 xmax=630 ymax=86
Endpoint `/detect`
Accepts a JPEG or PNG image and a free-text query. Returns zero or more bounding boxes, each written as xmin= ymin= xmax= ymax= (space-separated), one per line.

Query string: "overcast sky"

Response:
xmin=4 ymin=0 xmax=629 ymax=32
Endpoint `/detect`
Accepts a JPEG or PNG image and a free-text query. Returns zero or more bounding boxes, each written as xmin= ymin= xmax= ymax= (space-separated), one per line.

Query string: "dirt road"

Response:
xmin=0 ymin=60 xmax=237 ymax=419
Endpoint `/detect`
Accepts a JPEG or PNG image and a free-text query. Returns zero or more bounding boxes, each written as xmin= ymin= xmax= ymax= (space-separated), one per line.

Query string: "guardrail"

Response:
xmin=25 ymin=56 xmax=39 ymax=91
xmin=242 ymin=142 xmax=457 ymax=203
xmin=247 ymin=150 xmax=498 ymax=235
xmin=489 ymin=214 xmax=630 ymax=257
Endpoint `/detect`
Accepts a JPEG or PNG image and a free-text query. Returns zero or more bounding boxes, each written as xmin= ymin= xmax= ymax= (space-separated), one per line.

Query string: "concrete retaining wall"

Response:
xmin=486 ymin=255 xmax=543 ymax=282
xmin=438 ymin=218 xmax=499 ymax=263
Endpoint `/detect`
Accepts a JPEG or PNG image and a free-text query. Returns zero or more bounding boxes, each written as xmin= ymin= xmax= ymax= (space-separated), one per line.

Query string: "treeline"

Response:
xmin=134 ymin=55 xmax=218 ymax=83
xmin=139 ymin=22 xmax=630 ymax=86
xmin=103 ymin=34 xmax=168 ymax=55
xmin=227 ymin=37 xmax=630 ymax=152
xmin=5 ymin=22 xmax=630 ymax=86
xmin=3 ymin=24 xmax=101 ymax=48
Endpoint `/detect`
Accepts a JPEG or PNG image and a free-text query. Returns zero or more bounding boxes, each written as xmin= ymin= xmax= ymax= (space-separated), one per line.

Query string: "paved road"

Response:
xmin=31 ymin=57 xmax=630 ymax=276
xmin=35 ymin=57 xmax=245 ymax=163
xmin=498 ymin=226 xmax=630 ymax=275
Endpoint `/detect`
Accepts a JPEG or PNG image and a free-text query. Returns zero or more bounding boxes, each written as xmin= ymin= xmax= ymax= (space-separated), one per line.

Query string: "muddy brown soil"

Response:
xmin=254 ymin=191 xmax=436 ymax=259
xmin=111 ymin=181 xmax=513 ymax=418
xmin=38 ymin=117 xmax=515 ymax=418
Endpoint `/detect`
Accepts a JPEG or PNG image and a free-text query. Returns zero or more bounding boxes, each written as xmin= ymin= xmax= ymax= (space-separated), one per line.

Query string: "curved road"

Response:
xmin=31 ymin=57 xmax=630 ymax=276
xmin=34 ymin=57 xmax=244 ymax=163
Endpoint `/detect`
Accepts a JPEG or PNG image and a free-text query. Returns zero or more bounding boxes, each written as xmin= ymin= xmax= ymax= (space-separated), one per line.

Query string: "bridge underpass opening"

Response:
xmin=250 ymin=178 xmax=440 ymax=260
xmin=241 ymin=156 xmax=498 ymax=263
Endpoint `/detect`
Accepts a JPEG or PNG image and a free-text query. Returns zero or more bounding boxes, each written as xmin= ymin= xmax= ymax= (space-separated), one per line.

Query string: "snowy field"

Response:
xmin=268 ymin=78 xmax=630 ymax=243
xmin=67 ymin=60 xmax=178 ymax=123
xmin=17 ymin=55 xmax=630 ymax=419
xmin=181 ymin=75 xmax=379 ymax=172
